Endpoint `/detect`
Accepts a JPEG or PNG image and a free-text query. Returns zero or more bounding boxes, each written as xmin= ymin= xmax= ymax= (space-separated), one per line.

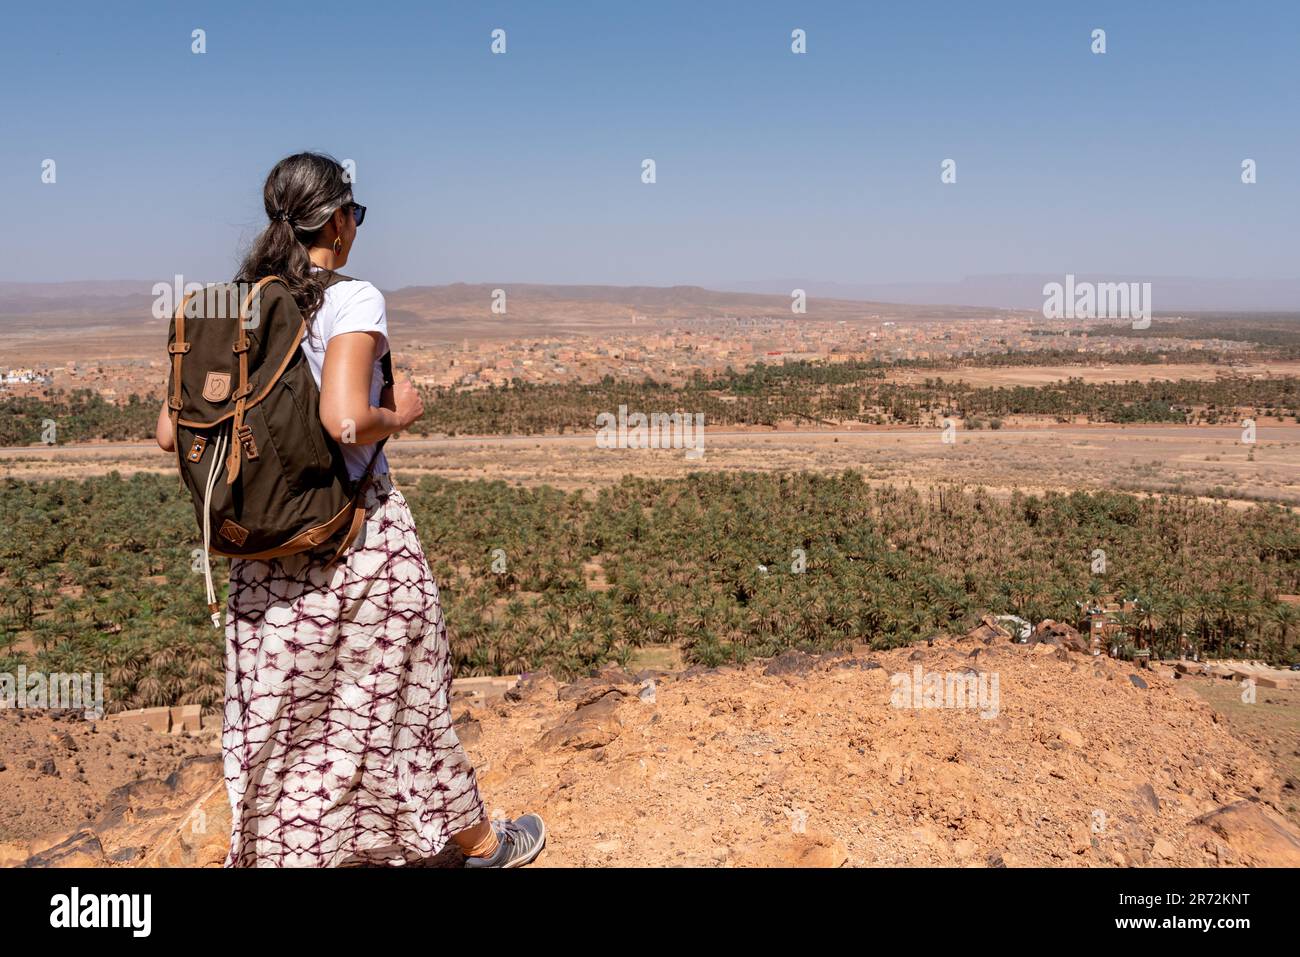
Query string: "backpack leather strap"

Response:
xmin=325 ymin=352 xmax=395 ymax=565
xmin=226 ymin=276 xmax=281 ymax=484
xmin=167 ymin=293 xmax=196 ymax=416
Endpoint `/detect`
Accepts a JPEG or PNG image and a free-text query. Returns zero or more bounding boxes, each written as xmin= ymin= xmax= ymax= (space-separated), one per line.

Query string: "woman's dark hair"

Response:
xmin=236 ymin=152 xmax=352 ymax=321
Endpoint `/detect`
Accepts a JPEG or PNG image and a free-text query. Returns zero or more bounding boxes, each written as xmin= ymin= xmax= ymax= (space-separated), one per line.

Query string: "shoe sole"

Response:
xmin=504 ymin=817 xmax=546 ymax=868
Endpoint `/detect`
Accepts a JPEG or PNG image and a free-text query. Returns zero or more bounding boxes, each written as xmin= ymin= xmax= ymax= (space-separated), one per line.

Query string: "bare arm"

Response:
xmin=156 ymin=399 xmax=175 ymax=452
xmin=319 ymin=331 xmax=422 ymax=446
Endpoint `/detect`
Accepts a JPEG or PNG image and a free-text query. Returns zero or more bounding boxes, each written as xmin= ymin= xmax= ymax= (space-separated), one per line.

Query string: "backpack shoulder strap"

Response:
xmin=318 ymin=269 xmax=393 ymax=393
xmin=166 ymin=291 xmax=198 ymax=416
xmin=321 ymin=270 xmax=355 ymax=289
xmin=225 ymin=276 xmax=283 ymax=484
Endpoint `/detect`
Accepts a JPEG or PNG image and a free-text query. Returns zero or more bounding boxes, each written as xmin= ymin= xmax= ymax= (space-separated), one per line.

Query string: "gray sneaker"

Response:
xmin=463 ymin=814 xmax=546 ymax=868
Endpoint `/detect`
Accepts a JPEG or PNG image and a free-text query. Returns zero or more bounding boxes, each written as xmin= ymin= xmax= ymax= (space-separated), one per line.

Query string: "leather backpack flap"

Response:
xmin=167 ymin=285 xmax=235 ymax=424
xmin=170 ymin=281 xmax=305 ymax=429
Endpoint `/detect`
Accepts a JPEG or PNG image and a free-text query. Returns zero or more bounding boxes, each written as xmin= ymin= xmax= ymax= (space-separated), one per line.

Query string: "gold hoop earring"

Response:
xmin=332 ymin=237 xmax=343 ymax=255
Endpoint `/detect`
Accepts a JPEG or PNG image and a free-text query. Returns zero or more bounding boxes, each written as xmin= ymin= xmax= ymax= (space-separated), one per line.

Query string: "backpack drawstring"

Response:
xmin=201 ymin=428 xmax=229 ymax=629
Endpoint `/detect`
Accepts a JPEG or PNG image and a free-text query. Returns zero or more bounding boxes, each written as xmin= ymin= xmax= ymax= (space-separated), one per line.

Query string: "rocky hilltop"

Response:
xmin=5 ymin=625 xmax=1299 ymax=868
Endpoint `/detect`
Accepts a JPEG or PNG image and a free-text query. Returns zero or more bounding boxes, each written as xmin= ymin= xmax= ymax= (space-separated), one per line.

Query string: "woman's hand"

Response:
xmin=391 ymin=375 xmax=424 ymax=430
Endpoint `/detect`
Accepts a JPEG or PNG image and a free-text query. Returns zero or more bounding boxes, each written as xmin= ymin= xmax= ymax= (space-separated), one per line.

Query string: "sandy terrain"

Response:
xmin=8 ymin=635 xmax=1299 ymax=868
xmin=5 ymin=424 xmax=1299 ymax=505
xmin=0 ymin=708 xmax=214 ymax=855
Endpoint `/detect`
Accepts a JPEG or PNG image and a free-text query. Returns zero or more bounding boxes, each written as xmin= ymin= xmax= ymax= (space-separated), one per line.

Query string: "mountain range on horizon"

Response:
xmin=711 ymin=274 xmax=1300 ymax=313
xmin=0 ymin=274 xmax=1295 ymax=319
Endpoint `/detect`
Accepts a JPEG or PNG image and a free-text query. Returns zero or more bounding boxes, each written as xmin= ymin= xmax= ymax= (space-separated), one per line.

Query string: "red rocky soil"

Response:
xmin=6 ymin=632 xmax=1300 ymax=868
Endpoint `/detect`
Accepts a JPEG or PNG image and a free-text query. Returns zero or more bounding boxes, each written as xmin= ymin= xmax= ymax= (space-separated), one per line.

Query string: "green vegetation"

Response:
xmin=1094 ymin=315 xmax=1300 ymax=356
xmin=5 ymin=354 xmax=1299 ymax=443
xmin=413 ymin=368 xmax=1300 ymax=434
xmin=3 ymin=471 xmax=1298 ymax=712
xmin=0 ymin=391 xmax=157 ymax=446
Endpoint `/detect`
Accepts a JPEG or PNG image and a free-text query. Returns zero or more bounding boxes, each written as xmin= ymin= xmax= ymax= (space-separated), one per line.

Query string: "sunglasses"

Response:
xmin=347 ymin=202 xmax=367 ymax=227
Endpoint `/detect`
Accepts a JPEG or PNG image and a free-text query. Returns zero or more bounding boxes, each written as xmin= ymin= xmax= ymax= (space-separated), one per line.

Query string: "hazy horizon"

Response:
xmin=2 ymin=272 xmax=1298 ymax=315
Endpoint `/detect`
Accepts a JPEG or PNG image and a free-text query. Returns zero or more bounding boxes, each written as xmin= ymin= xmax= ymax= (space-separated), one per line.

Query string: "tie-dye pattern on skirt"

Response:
xmin=222 ymin=474 xmax=484 ymax=867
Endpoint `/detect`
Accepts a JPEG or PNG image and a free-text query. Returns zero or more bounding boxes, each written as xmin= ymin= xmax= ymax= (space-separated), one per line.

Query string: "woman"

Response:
xmin=156 ymin=152 xmax=544 ymax=868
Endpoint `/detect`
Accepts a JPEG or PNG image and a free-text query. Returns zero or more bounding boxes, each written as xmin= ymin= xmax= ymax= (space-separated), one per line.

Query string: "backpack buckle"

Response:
xmin=236 ymin=424 xmax=259 ymax=461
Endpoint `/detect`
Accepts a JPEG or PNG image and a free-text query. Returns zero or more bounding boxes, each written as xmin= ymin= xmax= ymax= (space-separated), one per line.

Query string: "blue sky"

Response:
xmin=0 ymin=1 xmax=1295 ymax=289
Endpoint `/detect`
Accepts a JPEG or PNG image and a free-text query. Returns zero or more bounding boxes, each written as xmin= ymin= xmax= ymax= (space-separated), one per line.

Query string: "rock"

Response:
xmin=24 ymin=829 xmax=105 ymax=868
xmin=679 ymin=665 xmax=715 ymax=680
xmin=1151 ymin=838 xmax=1177 ymax=860
xmin=145 ymin=783 xmax=232 ymax=867
xmin=1189 ymin=801 xmax=1300 ymax=867
xmin=964 ymin=615 xmax=1012 ymax=645
xmin=988 ymin=850 xmax=1026 ymax=868
xmin=638 ymin=679 xmax=656 ymax=704
xmin=1128 ymin=674 xmax=1148 ymax=690
xmin=39 ymin=757 xmax=58 ymax=777
xmin=1031 ymin=619 xmax=1087 ymax=653
xmin=1137 ymin=783 xmax=1161 ymax=813
xmin=1058 ymin=726 xmax=1085 ymax=748
xmin=53 ymin=754 xmax=228 ymax=867
xmin=454 ymin=719 xmax=482 ymax=747
xmin=0 ymin=842 xmax=30 ymax=867
xmin=764 ymin=650 xmax=818 ymax=677
xmin=563 ymin=682 xmax=632 ymax=708
xmin=1033 ymin=642 xmax=1061 ymax=658
xmin=505 ymin=672 xmax=558 ymax=704
xmin=537 ymin=695 xmax=623 ymax=751
xmin=593 ymin=663 xmax=632 ymax=684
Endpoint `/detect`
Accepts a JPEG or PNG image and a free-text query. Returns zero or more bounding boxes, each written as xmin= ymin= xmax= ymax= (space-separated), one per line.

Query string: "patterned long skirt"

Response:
xmin=221 ymin=474 xmax=485 ymax=867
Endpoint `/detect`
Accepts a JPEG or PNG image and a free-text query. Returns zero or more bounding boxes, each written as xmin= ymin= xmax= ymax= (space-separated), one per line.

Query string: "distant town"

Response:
xmin=0 ymin=311 xmax=1255 ymax=404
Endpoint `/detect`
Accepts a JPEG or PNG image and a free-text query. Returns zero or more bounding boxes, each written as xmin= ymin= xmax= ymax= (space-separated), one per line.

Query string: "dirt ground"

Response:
xmin=0 ymin=707 xmax=214 ymax=856
xmin=1182 ymin=680 xmax=1300 ymax=822
xmin=8 ymin=636 xmax=1300 ymax=868
xmin=7 ymin=423 xmax=1297 ymax=505
xmin=462 ymin=640 xmax=1297 ymax=867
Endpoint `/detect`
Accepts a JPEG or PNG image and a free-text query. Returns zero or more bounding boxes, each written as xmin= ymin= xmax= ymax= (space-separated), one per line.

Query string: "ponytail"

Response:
xmin=236 ymin=152 xmax=352 ymax=323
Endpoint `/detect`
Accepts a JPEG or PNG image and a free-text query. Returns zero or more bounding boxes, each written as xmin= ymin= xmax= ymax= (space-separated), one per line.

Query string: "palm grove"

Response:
xmin=1 ymin=470 xmax=1297 ymax=714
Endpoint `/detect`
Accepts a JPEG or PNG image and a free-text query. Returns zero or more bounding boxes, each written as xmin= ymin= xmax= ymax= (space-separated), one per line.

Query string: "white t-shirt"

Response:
xmin=299 ymin=274 xmax=390 ymax=480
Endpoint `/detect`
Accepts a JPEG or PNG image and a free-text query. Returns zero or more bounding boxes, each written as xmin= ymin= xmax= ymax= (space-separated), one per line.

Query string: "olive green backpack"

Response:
xmin=165 ymin=272 xmax=390 ymax=625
